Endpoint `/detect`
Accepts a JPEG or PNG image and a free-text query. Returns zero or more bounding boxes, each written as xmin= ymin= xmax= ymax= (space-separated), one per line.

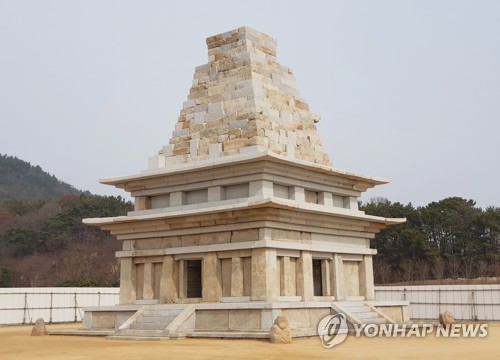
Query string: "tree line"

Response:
xmin=0 ymin=194 xmax=498 ymax=287
xmin=361 ymin=197 xmax=500 ymax=284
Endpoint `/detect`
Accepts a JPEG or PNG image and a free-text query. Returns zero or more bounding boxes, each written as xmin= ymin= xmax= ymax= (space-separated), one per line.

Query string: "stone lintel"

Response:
xmin=115 ymin=239 xmax=377 ymax=259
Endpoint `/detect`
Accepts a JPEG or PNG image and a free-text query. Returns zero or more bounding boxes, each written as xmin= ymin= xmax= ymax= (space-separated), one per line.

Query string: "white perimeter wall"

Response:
xmin=375 ymin=284 xmax=500 ymax=321
xmin=1 ymin=285 xmax=498 ymax=325
xmin=0 ymin=288 xmax=119 ymax=325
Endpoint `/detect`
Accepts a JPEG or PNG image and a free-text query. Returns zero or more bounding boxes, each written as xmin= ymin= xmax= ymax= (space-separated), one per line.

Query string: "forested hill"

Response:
xmin=0 ymin=154 xmax=81 ymax=200
xmin=0 ymin=155 xmax=134 ymax=288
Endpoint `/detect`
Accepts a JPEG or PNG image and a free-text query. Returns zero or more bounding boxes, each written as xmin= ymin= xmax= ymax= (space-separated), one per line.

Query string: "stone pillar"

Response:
xmin=359 ymin=255 xmax=375 ymax=300
xmin=332 ymin=254 xmax=345 ymax=300
xmin=251 ymin=248 xmax=278 ymax=301
xmin=170 ymin=192 xmax=186 ymax=206
xmin=343 ymin=196 xmax=359 ymax=210
xmin=202 ymin=253 xmax=222 ymax=302
xmin=321 ymin=259 xmax=331 ymax=296
xmin=178 ymin=260 xmax=186 ymax=299
xmin=119 ymin=258 xmax=136 ymax=304
xmin=243 ymin=257 xmax=252 ymax=296
xmin=296 ymin=251 xmax=314 ymax=301
xmin=134 ymin=196 xmax=150 ymax=211
xmin=208 ymin=186 xmax=225 ymax=202
xmin=289 ymin=186 xmax=305 ymax=202
xmin=230 ymin=258 xmax=244 ymax=297
xmin=143 ymin=262 xmax=154 ymax=300
xmin=328 ymin=259 xmax=336 ymax=299
xmin=249 ymin=180 xmax=273 ymax=198
xmin=159 ymin=255 xmax=178 ymax=303
xmin=318 ymin=192 xmax=333 ymax=207
xmin=280 ymin=257 xmax=295 ymax=296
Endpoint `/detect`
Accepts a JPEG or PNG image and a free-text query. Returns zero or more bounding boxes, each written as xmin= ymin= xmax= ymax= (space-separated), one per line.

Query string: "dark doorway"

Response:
xmin=186 ymin=260 xmax=202 ymax=298
xmin=312 ymin=259 xmax=323 ymax=296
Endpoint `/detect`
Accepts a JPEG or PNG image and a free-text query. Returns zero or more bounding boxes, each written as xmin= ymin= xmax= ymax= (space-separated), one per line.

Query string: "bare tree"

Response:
xmin=493 ymin=261 xmax=500 ymax=281
xmin=432 ymin=258 xmax=445 ymax=280
xmin=400 ymin=261 xmax=416 ymax=283
xmin=476 ymin=261 xmax=488 ymax=281
xmin=461 ymin=257 xmax=476 ymax=279
xmin=415 ymin=260 xmax=430 ymax=283
xmin=447 ymin=256 xmax=461 ymax=280
xmin=374 ymin=259 xmax=392 ymax=284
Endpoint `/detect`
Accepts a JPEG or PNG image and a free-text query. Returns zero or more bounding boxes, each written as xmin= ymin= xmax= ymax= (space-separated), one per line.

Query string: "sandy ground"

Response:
xmin=1 ymin=323 xmax=499 ymax=360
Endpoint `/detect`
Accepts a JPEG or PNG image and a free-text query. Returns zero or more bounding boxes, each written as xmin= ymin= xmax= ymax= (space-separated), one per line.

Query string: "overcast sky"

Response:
xmin=1 ymin=0 xmax=499 ymax=208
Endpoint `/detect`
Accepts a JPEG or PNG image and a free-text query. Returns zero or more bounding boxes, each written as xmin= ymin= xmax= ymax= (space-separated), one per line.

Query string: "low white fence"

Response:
xmin=375 ymin=284 xmax=500 ymax=321
xmin=0 ymin=288 xmax=119 ymax=325
xmin=1 ymin=285 xmax=498 ymax=325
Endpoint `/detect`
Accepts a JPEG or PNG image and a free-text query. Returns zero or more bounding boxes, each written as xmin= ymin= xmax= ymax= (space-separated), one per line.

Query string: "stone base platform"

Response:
xmin=48 ymin=329 xmax=115 ymax=336
xmin=71 ymin=300 xmax=409 ymax=340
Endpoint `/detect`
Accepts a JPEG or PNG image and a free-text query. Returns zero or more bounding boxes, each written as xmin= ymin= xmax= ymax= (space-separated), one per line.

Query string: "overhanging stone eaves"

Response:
xmin=99 ymin=151 xmax=389 ymax=192
xmin=110 ymin=221 xmax=377 ymax=242
xmin=83 ymin=197 xmax=405 ymax=229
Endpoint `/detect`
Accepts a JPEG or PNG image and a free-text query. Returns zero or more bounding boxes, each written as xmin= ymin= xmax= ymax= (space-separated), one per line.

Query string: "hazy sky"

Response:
xmin=1 ymin=0 xmax=499 ymax=208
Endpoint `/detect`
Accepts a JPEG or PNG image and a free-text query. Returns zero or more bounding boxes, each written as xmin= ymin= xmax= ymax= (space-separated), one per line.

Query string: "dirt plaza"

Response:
xmin=0 ymin=322 xmax=499 ymax=360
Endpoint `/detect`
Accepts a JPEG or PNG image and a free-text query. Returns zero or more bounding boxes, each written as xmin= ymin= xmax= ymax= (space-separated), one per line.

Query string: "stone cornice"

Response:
xmin=114 ymin=239 xmax=377 ymax=258
xmin=84 ymin=197 xmax=405 ymax=228
xmin=99 ymin=152 xmax=388 ymax=192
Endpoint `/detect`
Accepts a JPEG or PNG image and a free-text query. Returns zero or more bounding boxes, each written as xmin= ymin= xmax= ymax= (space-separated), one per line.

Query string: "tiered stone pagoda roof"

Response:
xmin=148 ymin=26 xmax=330 ymax=171
xmin=86 ymin=27 xmax=404 ymax=230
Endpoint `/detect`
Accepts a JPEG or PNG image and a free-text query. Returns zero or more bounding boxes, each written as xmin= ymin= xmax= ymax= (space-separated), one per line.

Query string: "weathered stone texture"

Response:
xmin=31 ymin=318 xmax=48 ymax=336
xmin=269 ymin=316 xmax=292 ymax=344
xmin=439 ymin=311 xmax=456 ymax=326
xmin=151 ymin=26 xmax=332 ymax=170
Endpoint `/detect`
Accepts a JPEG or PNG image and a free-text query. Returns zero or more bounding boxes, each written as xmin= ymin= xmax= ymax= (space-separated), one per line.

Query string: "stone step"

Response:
xmin=148 ymin=304 xmax=187 ymax=309
xmin=108 ymin=335 xmax=170 ymax=341
xmin=355 ymin=312 xmax=379 ymax=320
xmin=343 ymin=306 xmax=371 ymax=313
xmin=346 ymin=317 xmax=387 ymax=329
xmin=337 ymin=301 xmax=367 ymax=307
xmin=135 ymin=316 xmax=177 ymax=324
xmin=333 ymin=301 xmax=387 ymax=326
xmin=129 ymin=323 xmax=168 ymax=330
xmin=116 ymin=329 xmax=167 ymax=337
xmin=188 ymin=331 xmax=269 ymax=339
xmin=362 ymin=317 xmax=387 ymax=325
xmin=143 ymin=310 xmax=183 ymax=317
xmin=348 ymin=317 xmax=386 ymax=325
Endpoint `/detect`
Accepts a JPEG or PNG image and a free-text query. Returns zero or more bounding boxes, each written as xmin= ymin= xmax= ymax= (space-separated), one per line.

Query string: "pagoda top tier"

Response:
xmin=148 ymin=26 xmax=332 ymax=171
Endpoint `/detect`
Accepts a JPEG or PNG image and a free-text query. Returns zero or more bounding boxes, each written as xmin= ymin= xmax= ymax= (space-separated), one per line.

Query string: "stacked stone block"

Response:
xmin=149 ymin=26 xmax=331 ymax=170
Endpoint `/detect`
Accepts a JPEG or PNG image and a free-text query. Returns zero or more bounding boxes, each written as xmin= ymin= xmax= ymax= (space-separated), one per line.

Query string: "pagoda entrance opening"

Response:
xmin=312 ymin=259 xmax=323 ymax=296
xmin=186 ymin=260 xmax=202 ymax=298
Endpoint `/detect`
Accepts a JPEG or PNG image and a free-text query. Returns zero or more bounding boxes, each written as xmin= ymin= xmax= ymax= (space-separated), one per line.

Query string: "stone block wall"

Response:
xmin=150 ymin=26 xmax=331 ymax=169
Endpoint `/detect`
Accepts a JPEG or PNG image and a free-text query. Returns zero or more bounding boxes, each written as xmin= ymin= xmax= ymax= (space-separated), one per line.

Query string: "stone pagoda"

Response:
xmin=82 ymin=27 xmax=409 ymax=339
